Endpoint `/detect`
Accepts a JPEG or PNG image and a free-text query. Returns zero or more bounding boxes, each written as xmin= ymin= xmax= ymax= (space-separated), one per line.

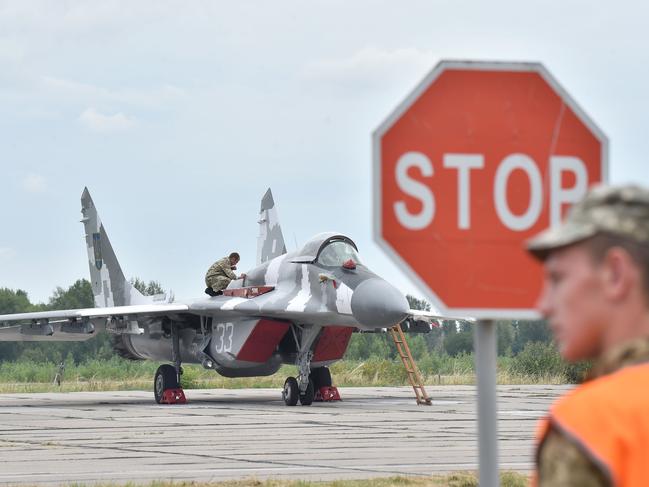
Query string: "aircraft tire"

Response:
xmin=310 ymin=367 xmax=332 ymax=389
xmin=299 ymin=379 xmax=315 ymax=406
xmin=154 ymin=364 xmax=179 ymax=404
xmin=282 ymin=377 xmax=299 ymax=406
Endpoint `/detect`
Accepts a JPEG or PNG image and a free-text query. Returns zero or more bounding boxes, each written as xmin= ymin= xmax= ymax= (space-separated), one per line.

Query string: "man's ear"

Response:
xmin=602 ymin=247 xmax=635 ymax=301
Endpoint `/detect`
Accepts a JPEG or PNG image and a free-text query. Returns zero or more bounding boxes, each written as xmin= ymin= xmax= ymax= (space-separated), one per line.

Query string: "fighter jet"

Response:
xmin=0 ymin=188 xmax=441 ymax=406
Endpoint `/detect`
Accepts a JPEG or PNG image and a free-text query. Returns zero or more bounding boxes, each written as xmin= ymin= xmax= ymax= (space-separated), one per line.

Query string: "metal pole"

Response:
xmin=475 ymin=319 xmax=498 ymax=487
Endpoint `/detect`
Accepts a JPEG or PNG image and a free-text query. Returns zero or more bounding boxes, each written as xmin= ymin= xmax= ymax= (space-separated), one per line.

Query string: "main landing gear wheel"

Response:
xmin=282 ymin=377 xmax=299 ymax=406
xmin=154 ymin=364 xmax=179 ymax=404
xmin=299 ymin=379 xmax=315 ymax=406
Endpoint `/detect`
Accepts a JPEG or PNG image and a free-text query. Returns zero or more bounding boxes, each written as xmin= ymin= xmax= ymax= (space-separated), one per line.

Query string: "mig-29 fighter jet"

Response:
xmin=0 ymin=188 xmax=441 ymax=406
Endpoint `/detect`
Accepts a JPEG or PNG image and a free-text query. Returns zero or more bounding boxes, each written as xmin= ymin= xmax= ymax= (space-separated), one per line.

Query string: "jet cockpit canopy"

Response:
xmin=317 ymin=239 xmax=361 ymax=266
xmin=291 ymin=232 xmax=361 ymax=266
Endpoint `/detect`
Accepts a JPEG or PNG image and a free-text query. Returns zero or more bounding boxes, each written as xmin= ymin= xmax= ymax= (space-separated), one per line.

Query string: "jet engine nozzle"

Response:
xmin=350 ymin=278 xmax=409 ymax=329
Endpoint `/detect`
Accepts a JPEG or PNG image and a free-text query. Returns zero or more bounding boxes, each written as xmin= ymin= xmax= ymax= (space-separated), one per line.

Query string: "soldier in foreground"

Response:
xmin=527 ymin=185 xmax=649 ymax=486
xmin=205 ymin=252 xmax=246 ymax=296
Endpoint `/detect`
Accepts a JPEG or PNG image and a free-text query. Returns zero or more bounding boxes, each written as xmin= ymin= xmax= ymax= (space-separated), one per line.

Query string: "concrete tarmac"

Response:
xmin=0 ymin=385 xmax=569 ymax=485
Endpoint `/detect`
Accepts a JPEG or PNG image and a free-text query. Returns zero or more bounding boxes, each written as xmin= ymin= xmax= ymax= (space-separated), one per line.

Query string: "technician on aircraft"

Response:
xmin=205 ymin=252 xmax=246 ymax=296
xmin=528 ymin=185 xmax=649 ymax=486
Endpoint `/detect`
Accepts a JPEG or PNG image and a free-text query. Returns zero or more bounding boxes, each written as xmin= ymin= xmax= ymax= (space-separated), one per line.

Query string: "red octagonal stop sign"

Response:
xmin=373 ymin=61 xmax=608 ymax=319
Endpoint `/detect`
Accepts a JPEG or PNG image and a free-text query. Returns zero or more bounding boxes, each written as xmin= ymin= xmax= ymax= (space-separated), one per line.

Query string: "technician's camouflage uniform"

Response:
xmin=537 ymin=339 xmax=649 ymax=486
xmin=528 ymin=185 xmax=649 ymax=486
xmin=205 ymin=256 xmax=237 ymax=293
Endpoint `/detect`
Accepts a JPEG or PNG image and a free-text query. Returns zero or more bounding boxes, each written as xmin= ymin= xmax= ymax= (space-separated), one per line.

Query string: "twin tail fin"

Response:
xmin=81 ymin=188 xmax=148 ymax=307
xmin=257 ymin=188 xmax=287 ymax=265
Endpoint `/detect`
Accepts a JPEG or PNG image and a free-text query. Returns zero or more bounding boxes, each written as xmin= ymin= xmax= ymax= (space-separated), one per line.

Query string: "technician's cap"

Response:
xmin=527 ymin=184 xmax=649 ymax=260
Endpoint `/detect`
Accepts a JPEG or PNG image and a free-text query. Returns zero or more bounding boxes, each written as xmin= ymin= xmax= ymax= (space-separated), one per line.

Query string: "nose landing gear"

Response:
xmin=282 ymin=325 xmax=319 ymax=406
xmin=282 ymin=375 xmax=315 ymax=406
xmin=281 ymin=324 xmax=341 ymax=406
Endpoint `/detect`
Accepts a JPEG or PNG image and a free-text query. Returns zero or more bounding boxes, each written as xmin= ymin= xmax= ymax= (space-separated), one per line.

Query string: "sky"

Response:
xmin=1 ymin=0 xmax=648 ymax=305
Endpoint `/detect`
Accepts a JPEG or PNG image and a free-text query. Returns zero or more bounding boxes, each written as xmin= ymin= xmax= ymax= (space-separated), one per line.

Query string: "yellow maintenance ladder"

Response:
xmin=389 ymin=323 xmax=432 ymax=405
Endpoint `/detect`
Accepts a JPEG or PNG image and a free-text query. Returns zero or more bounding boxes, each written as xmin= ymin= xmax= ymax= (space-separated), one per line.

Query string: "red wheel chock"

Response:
xmin=161 ymin=388 xmax=187 ymax=404
xmin=314 ymin=386 xmax=341 ymax=402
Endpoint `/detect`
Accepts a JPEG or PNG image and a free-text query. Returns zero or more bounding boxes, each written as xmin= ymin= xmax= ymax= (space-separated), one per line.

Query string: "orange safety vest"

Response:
xmin=535 ymin=362 xmax=649 ymax=486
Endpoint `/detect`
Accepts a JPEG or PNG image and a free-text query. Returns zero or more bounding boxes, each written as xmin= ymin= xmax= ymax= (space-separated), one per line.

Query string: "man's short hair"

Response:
xmin=229 ymin=252 xmax=240 ymax=261
xmin=583 ymin=233 xmax=649 ymax=299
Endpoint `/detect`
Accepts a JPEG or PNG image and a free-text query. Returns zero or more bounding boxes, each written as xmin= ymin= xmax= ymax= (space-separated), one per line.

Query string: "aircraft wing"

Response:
xmin=0 ymin=297 xmax=295 ymax=342
xmin=402 ymin=309 xmax=475 ymax=332
xmin=407 ymin=309 xmax=445 ymax=323
xmin=389 ymin=309 xmax=442 ymax=333
xmin=0 ymin=304 xmax=190 ymax=324
xmin=0 ymin=303 xmax=192 ymax=342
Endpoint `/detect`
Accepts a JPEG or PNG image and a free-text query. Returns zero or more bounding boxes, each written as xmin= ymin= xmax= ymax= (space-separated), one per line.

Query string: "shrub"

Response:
xmin=510 ymin=341 xmax=565 ymax=379
xmin=565 ymin=360 xmax=592 ymax=383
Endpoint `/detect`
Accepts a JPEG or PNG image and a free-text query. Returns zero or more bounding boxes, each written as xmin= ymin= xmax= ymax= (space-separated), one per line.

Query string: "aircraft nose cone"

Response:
xmin=351 ymin=278 xmax=409 ymax=328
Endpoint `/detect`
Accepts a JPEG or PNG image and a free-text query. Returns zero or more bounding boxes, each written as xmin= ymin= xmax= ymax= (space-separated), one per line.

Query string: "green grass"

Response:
xmin=0 ymin=356 xmax=566 ymax=393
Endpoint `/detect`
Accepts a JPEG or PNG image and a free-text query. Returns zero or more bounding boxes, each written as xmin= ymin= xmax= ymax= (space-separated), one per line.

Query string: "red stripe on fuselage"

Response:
xmin=313 ymin=326 xmax=354 ymax=362
xmin=236 ymin=319 xmax=290 ymax=363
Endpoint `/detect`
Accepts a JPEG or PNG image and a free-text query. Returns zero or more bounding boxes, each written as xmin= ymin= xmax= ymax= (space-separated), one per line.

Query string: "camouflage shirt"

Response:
xmin=537 ymin=337 xmax=649 ymax=487
xmin=205 ymin=256 xmax=237 ymax=282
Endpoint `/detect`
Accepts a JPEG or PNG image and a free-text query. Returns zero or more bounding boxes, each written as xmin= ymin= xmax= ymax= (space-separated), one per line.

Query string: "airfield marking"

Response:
xmin=0 ymin=385 xmax=568 ymax=484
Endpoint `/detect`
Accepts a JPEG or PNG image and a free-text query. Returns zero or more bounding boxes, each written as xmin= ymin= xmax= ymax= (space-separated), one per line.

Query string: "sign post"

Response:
xmin=475 ymin=320 xmax=498 ymax=486
xmin=373 ymin=60 xmax=607 ymax=485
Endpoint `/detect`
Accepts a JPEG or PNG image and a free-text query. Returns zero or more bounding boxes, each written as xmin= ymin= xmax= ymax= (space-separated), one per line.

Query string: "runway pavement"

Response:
xmin=0 ymin=385 xmax=570 ymax=485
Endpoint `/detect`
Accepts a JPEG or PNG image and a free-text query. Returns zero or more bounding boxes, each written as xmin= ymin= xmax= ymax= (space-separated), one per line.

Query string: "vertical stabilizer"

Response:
xmin=257 ymin=188 xmax=287 ymax=265
xmin=81 ymin=188 xmax=146 ymax=307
